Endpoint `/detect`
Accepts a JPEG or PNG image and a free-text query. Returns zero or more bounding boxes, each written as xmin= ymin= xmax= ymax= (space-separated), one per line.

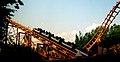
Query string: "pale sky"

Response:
xmin=12 ymin=0 xmax=120 ymax=42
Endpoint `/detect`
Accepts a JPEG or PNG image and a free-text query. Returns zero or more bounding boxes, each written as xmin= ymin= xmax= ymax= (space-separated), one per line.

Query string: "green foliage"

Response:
xmin=75 ymin=24 xmax=120 ymax=49
xmin=75 ymin=27 xmax=99 ymax=49
xmin=100 ymin=24 xmax=120 ymax=47
xmin=0 ymin=1 xmax=43 ymax=61
xmin=0 ymin=0 xmax=24 ymax=20
xmin=0 ymin=0 xmax=24 ymax=42
xmin=75 ymin=31 xmax=83 ymax=49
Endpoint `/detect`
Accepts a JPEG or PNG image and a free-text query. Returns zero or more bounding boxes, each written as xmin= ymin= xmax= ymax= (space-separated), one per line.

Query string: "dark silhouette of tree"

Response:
xmin=75 ymin=24 xmax=120 ymax=55
xmin=100 ymin=24 xmax=120 ymax=47
xmin=0 ymin=0 xmax=43 ymax=62
xmin=0 ymin=43 xmax=42 ymax=62
xmin=75 ymin=27 xmax=99 ymax=49
xmin=0 ymin=0 xmax=24 ymax=19
xmin=0 ymin=0 xmax=24 ymax=43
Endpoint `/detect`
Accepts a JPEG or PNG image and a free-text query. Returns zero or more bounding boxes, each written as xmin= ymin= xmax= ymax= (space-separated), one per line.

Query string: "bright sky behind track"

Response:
xmin=12 ymin=0 xmax=120 ymax=42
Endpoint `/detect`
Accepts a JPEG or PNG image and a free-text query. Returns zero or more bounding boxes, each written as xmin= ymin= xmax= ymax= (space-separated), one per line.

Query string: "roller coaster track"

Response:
xmin=7 ymin=19 xmax=72 ymax=59
xmin=7 ymin=18 xmax=88 ymax=60
xmin=83 ymin=1 xmax=120 ymax=52
xmin=6 ymin=0 xmax=120 ymax=61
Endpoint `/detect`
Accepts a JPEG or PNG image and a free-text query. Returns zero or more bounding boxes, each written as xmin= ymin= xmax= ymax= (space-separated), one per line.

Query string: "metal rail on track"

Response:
xmin=83 ymin=1 xmax=120 ymax=52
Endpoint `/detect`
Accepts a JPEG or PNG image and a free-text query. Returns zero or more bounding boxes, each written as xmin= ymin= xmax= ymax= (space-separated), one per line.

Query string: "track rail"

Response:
xmin=83 ymin=1 xmax=120 ymax=51
xmin=7 ymin=18 xmax=78 ymax=59
xmin=6 ymin=1 xmax=120 ymax=60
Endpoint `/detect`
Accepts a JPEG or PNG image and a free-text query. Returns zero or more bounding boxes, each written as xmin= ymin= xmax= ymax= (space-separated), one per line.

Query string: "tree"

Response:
xmin=75 ymin=27 xmax=99 ymax=49
xmin=0 ymin=1 xmax=43 ymax=62
xmin=100 ymin=24 xmax=120 ymax=47
xmin=0 ymin=0 xmax=24 ymax=43
xmin=75 ymin=23 xmax=120 ymax=55
xmin=75 ymin=31 xmax=84 ymax=49
xmin=0 ymin=0 xmax=24 ymax=19
xmin=99 ymin=24 xmax=120 ymax=54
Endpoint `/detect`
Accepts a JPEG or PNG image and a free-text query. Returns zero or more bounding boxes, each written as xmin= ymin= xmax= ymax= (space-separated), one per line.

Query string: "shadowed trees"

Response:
xmin=0 ymin=0 xmax=43 ymax=62
xmin=0 ymin=0 xmax=24 ymax=19
xmin=75 ymin=27 xmax=99 ymax=49
xmin=75 ymin=24 xmax=120 ymax=54
xmin=99 ymin=24 xmax=120 ymax=54
xmin=101 ymin=24 xmax=120 ymax=47
xmin=0 ymin=0 xmax=24 ymax=43
xmin=0 ymin=43 xmax=42 ymax=62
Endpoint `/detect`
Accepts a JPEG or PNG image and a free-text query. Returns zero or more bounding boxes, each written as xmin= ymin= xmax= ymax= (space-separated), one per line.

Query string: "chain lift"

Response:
xmin=6 ymin=0 xmax=120 ymax=61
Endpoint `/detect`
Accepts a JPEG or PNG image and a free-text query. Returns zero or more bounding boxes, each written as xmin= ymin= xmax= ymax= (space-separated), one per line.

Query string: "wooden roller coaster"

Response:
xmin=7 ymin=1 xmax=120 ymax=61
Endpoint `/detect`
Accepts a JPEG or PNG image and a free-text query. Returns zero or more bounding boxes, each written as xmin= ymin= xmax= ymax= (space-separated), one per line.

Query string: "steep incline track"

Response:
xmin=7 ymin=19 xmax=88 ymax=59
xmin=83 ymin=1 xmax=120 ymax=52
xmin=7 ymin=1 xmax=120 ymax=60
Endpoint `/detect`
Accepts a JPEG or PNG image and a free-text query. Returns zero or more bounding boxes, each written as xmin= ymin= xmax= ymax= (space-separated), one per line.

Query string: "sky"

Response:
xmin=12 ymin=0 xmax=120 ymax=42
